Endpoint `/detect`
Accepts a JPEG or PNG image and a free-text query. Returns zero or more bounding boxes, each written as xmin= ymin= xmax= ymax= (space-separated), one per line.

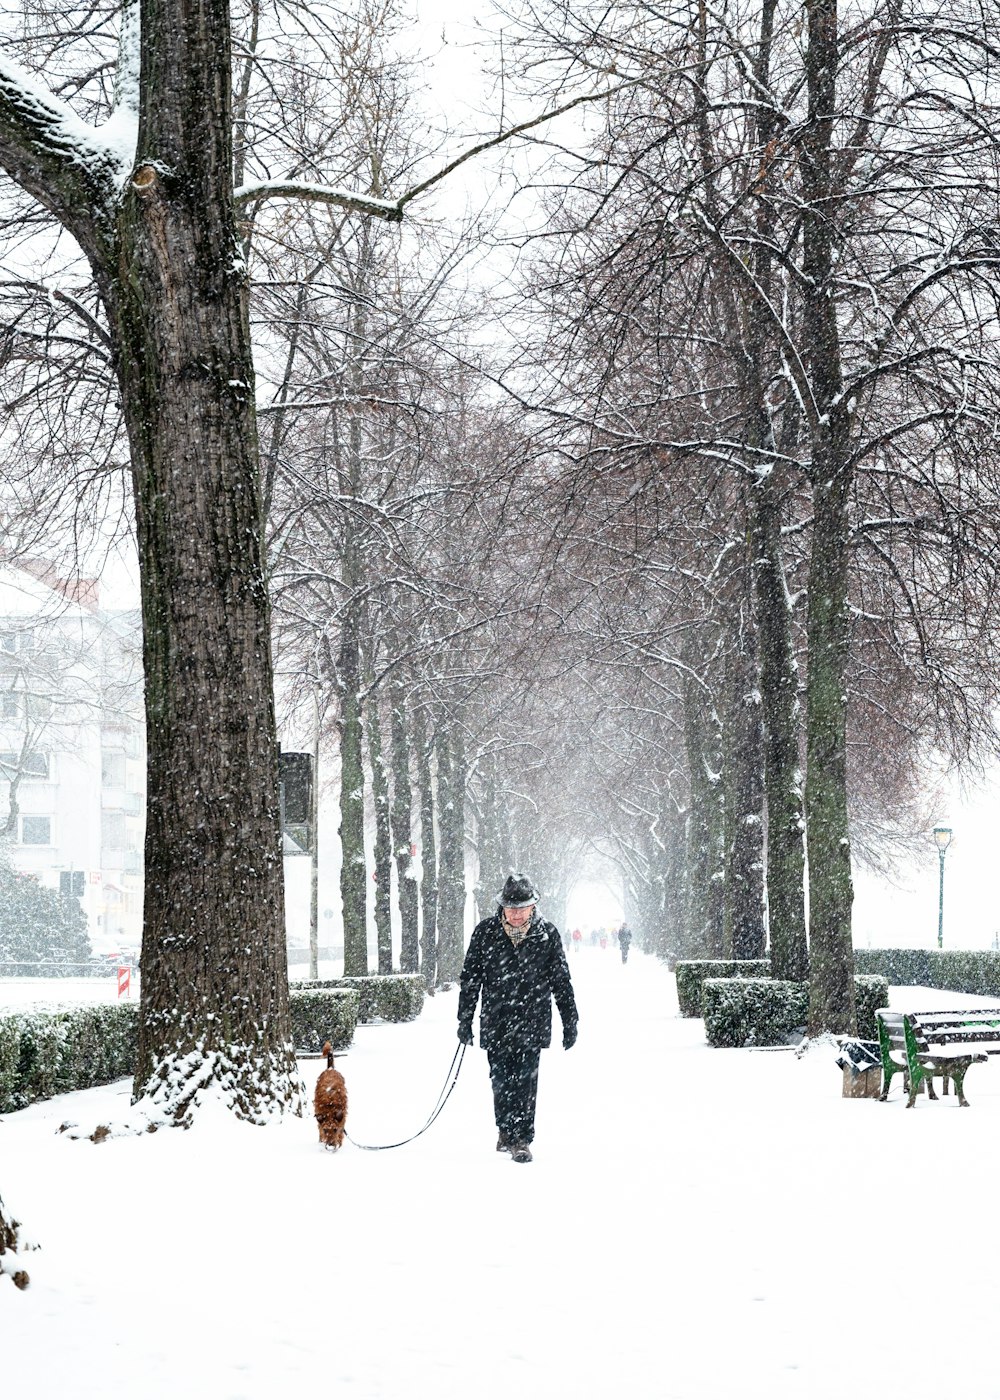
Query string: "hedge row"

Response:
xmin=702 ymin=978 xmax=808 ymax=1048
xmin=289 ymin=988 xmax=359 ymax=1053
xmin=0 ymin=1003 xmax=139 ymax=1113
xmin=0 ymin=990 xmax=363 ymax=1113
xmin=852 ymin=948 xmax=932 ymax=986
xmin=701 ymin=974 xmax=889 ymax=1048
xmin=675 ymin=960 xmax=772 ymax=1017
xmin=855 ymin=948 xmax=1000 ymax=997
xmin=291 ymin=974 xmax=425 ymax=1024
xmin=854 ymin=976 xmax=891 ymax=1040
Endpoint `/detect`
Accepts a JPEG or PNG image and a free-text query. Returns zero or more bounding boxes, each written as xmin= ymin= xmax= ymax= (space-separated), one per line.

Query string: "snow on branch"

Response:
xmin=233 ymin=179 xmax=404 ymax=222
xmin=0 ymin=49 xmax=136 ymax=232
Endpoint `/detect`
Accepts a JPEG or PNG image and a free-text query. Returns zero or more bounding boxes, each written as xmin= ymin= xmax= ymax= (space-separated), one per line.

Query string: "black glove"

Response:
xmin=563 ymin=1023 xmax=578 ymax=1050
xmin=458 ymin=1024 xmax=474 ymax=1046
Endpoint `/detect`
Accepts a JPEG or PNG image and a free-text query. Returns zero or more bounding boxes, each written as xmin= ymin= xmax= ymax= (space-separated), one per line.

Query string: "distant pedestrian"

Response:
xmin=618 ymin=922 xmax=632 ymax=964
xmin=571 ymin=927 xmax=583 ymax=953
xmin=457 ymin=873 xmax=579 ymax=1165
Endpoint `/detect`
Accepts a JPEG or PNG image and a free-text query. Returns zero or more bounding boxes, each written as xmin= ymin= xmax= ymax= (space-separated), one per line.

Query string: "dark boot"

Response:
xmin=510 ymin=1141 xmax=533 ymax=1164
xmin=496 ymin=1132 xmax=511 ymax=1153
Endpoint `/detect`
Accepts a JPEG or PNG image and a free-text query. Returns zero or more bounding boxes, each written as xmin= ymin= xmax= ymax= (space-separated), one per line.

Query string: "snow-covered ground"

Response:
xmin=4 ymin=949 xmax=1000 ymax=1399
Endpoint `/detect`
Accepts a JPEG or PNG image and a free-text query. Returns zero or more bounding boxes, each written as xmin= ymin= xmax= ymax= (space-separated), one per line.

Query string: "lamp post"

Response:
xmin=933 ymin=826 xmax=953 ymax=949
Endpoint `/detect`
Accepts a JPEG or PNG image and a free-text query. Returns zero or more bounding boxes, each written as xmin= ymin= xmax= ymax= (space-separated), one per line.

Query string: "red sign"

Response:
xmin=90 ymin=871 xmax=101 ymax=884
xmin=117 ymin=965 xmax=131 ymax=999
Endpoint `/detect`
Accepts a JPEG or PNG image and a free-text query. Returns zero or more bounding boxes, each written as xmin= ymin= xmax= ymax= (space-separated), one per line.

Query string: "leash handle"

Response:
xmin=344 ymin=1043 xmax=466 ymax=1152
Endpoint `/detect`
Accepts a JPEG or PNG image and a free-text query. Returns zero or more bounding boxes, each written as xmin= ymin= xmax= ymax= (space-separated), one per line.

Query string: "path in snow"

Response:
xmin=4 ymin=949 xmax=1000 ymax=1399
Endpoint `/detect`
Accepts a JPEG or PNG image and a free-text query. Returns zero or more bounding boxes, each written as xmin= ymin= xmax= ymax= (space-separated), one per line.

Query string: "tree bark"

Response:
xmin=366 ymin=689 xmax=393 ymax=974
xmin=805 ymin=472 xmax=856 ymax=1032
xmin=680 ymin=655 xmax=726 ymax=959
xmin=338 ymin=602 xmax=368 ymax=976
xmin=435 ymin=721 xmax=467 ymax=984
xmin=413 ymin=702 xmax=437 ymax=987
xmin=800 ymin=0 xmax=856 ymax=1034
xmin=722 ymin=532 xmax=766 ymax=960
xmin=105 ymin=0 xmax=299 ymax=1119
xmin=474 ymin=749 xmax=506 ymax=919
xmin=753 ymin=471 xmax=809 ymax=980
xmin=389 ymin=673 xmax=419 ymax=974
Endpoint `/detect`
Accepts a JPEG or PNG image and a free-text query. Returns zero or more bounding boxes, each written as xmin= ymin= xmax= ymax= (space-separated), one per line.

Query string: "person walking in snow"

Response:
xmin=457 ymin=873 xmax=579 ymax=1165
xmin=618 ymin=921 xmax=632 ymax=964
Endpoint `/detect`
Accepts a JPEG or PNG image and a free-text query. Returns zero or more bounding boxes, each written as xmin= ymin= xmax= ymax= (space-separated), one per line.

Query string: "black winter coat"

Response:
xmin=458 ymin=912 xmax=578 ymax=1051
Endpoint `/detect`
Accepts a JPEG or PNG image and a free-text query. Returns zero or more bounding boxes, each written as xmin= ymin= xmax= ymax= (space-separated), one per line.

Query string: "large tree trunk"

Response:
xmin=106 ymin=0 xmax=299 ymax=1119
xmin=801 ymin=0 xmax=856 ymax=1035
xmin=738 ymin=0 xmax=808 ymax=983
xmin=722 ymin=533 xmax=766 ymax=960
xmin=805 ymin=471 xmax=855 ymax=1032
xmin=753 ymin=470 xmax=809 ymax=981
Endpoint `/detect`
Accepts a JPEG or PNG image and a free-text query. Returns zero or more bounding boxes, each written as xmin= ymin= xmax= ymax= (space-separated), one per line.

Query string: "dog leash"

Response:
xmin=344 ymin=1043 xmax=467 ymax=1151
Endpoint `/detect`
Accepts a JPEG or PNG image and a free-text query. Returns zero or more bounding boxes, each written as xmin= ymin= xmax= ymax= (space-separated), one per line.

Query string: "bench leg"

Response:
xmin=951 ymin=1070 xmax=971 ymax=1107
xmin=880 ymin=1065 xmax=902 ymax=1101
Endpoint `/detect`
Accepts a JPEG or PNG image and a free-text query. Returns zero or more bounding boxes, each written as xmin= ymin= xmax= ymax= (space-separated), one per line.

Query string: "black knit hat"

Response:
xmin=497 ymin=873 xmax=540 ymax=908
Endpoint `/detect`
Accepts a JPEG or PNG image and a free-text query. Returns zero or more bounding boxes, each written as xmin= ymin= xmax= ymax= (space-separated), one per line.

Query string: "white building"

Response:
xmin=0 ymin=561 xmax=145 ymax=953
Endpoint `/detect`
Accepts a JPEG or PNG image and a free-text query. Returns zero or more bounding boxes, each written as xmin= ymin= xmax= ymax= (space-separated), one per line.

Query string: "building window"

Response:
xmin=101 ymin=812 xmax=126 ymax=848
xmin=1 ymin=693 xmax=20 ymax=719
xmin=0 ymin=751 xmax=50 ymax=779
xmin=0 ymin=629 xmax=33 ymax=655
xmin=59 ymin=870 xmax=85 ymax=898
xmin=20 ymin=815 xmax=51 ymax=845
xmin=25 ymin=694 xmax=52 ymax=722
xmin=101 ymin=750 xmax=126 ymax=787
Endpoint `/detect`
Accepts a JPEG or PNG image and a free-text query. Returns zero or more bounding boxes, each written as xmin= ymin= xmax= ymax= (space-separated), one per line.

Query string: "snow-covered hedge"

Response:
xmin=0 ymin=1004 xmax=139 ymax=1113
xmin=702 ymin=978 xmax=808 ymax=1047
xmin=854 ymin=949 xmax=1000 ymax=998
xmin=853 ymin=975 xmax=889 ymax=1040
xmin=675 ymin=959 xmax=772 ymax=1017
xmin=703 ymin=974 xmax=890 ymax=1047
xmin=289 ymin=988 xmax=360 ymax=1053
xmin=291 ymin=974 xmax=424 ymax=1024
xmin=853 ymin=948 xmax=932 ymax=986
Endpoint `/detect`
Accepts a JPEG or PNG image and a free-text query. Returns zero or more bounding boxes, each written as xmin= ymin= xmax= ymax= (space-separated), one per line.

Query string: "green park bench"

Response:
xmin=875 ymin=1008 xmax=1000 ymax=1108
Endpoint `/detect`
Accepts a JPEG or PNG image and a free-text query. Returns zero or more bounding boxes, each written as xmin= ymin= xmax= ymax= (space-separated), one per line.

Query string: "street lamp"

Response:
xmin=933 ymin=826 xmax=953 ymax=949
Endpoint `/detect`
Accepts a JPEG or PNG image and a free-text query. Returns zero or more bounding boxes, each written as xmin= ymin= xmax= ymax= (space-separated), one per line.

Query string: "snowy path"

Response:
xmin=5 ymin=949 xmax=1000 ymax=1398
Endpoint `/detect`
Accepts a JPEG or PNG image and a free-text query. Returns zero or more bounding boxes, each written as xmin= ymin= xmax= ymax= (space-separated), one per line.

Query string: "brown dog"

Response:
xmin=314 ymin=1041 xmax=348 ymax=1150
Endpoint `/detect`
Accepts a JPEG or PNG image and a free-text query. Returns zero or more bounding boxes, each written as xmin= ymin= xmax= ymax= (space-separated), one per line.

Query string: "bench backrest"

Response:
xmin=908 ymin=1011 xmax=1000 ymax=1049
xmin=875 ymin=1009 xmax=906 ymax=1064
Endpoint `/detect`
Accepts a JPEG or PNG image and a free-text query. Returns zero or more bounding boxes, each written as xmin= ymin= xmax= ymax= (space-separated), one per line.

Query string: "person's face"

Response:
xmin=504 ymin=904 xmax=534 ymax=927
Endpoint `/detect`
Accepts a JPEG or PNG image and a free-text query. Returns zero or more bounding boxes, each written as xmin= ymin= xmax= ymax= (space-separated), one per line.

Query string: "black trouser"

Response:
xmin=487 ymin=1045 xmax=541 ymax=1145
